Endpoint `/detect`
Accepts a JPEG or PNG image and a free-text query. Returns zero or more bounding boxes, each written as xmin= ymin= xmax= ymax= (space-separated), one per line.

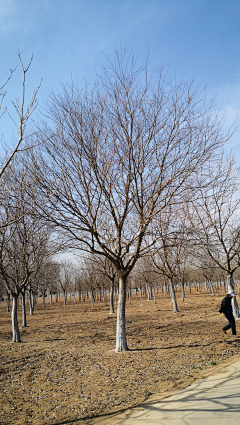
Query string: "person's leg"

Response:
xmin=222 ymin=323 xmax=231 ymax=333
xmin=225 ymin=313 xmax=236 ymax=335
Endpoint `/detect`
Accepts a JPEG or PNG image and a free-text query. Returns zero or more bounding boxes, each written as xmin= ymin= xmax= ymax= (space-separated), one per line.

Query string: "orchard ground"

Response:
xmin=1 ymin=287 xmax=240 ymax=425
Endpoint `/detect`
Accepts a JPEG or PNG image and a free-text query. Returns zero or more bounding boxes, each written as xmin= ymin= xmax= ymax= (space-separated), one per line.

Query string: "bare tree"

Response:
xmin=150 ymin=207 xmax=189 ymax=313
xmin=0 ymin=162 xmax=55 ymax=341
xmin=78 ymin=260 xmax=98 ymax=307
xmin=89 ymin=254 xmax=116 ymax=313
xmin=0 ymin=53 xmax=41 ymax=183
xmin=32 ymin=49 xmax=231 ymax=351
xmin=186 ymin=157 xmax=240 ymax=318
xmin=58 ymin=260 xmax=74 ymax=306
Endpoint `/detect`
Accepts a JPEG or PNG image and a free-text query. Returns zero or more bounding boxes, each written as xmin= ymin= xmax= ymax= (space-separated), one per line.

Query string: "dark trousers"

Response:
xmin=223 ymin=312 xmax=236 ymax=335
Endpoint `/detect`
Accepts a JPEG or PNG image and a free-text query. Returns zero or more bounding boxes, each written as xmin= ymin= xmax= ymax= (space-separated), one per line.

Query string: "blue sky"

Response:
xmin=1 ymin=0 xmax=240 ymax=155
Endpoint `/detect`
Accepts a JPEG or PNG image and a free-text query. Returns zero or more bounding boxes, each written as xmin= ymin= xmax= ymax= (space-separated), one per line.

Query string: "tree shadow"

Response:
xmin=50 ymin=363 xmax=240 ymax=425
xmin=120 ymin=364 xmax=240 ymax=423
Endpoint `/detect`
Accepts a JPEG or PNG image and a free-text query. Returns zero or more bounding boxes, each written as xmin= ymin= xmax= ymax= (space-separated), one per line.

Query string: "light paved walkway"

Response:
xmin=119 ymin=360 xmax=240 ymax=425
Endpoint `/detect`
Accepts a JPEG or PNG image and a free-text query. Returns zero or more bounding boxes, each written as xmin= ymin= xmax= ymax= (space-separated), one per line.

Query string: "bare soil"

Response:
xmin=1 ymin=288 xmax=240 ymax=425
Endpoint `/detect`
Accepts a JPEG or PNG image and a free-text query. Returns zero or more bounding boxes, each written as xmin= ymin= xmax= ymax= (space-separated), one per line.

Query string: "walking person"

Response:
xmin=219 ymin=290 xmax=238 ymax=337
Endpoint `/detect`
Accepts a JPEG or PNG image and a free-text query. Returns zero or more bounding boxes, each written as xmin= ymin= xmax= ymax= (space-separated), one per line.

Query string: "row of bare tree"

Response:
xmin=1 ymin=49 xmax=240 ymax=351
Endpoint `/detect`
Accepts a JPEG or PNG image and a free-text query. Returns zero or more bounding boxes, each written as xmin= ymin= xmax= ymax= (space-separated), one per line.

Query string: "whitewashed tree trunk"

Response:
xmin=12 ymin=295 xmax=21 ymax=342
xmin=209 ymin=280 xmax=215 ymax=296
xmin=140 ymin=287 xmax=143 ymax=306
xmin=58 ymin=291 xmax=61 ymax=307
xmin=169 ymin=278 xmax=179 ymax=313
xmin=21 ymin=289 xmax=27 ymax=327
xmin=110 ymin=278 xmax=114 ymax=314
xmin=116 ymin=275 xmax=128 ymax=352
xmin=29 ymin=289 xmax=34 ymax=315
xmin=227 ymin=274 xmax=240 ymax=319
xmin=50 ymin=291 xmax=52 ymax=305
xmin=181 ymin=282 xmax=185 ymax=302
xmin=64 ymin=291 xmax=67 ymax=306
xmin=145 ymin=283 xmax=149 ymax=300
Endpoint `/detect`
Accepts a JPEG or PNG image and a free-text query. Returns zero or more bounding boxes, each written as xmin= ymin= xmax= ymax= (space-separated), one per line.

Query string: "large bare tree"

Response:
xmin=32 ymin=50 xmax=231 ymax=351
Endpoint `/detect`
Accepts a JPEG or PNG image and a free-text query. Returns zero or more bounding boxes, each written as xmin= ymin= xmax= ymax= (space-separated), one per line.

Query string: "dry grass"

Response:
xmin=1 ymin=287 xmax=240 ymax=425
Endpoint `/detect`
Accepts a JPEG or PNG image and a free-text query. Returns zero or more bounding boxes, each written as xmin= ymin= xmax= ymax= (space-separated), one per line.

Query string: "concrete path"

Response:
xmin=119 ymin=360 xmax=240 ymax=425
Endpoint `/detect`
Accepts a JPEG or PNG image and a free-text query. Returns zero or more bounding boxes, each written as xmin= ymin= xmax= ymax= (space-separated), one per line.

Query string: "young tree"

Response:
xmin=32 ymin=49 xmax=231 ymax=351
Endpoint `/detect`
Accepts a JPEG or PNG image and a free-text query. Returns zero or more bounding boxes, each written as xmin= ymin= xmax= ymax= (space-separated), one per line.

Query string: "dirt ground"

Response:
xmin=1 ymin=287 xmax=240 ymax=425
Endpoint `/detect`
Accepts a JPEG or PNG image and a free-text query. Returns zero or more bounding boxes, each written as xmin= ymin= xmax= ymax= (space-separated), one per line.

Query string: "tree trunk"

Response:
xmin=140 ymin=287 xmax=143 ymax=306
xmin=209 ymin=280 xmax=215 ymax=296
xmin=21 ymin=289 xmax=27 ymax=327
xmin=169 ymin=278 xmax=179 ymax=313
xmin=91 ymin=290 xmax=95 ymax=307
xmin=11 ymin=295 xmax=21 ymax=342
xmin=227 ymin=274 xmax=240 ymax=319
xmin=29 ymin=289 xmax=34 ymax=315
xmin=104 ymin=287 xmax=107 ymax=305
xmin=110 ymin=278 xmax=114 ymax=314
xmin=42 ymin=293 xmax=46 ymax=308
xmin=116 ymin=275 xmax=128 ymax=352
xmin=7 ymin=293 xmax=10 ymax=313
xmin=181 ymin=282 xmax=185 ymax=302
xmin=50 ymin=291 xmax=52 ymax=305
xmin=64 ymin=291 xmax=67 ymax=306
xmin=152 ymin=287 xmax=156 ymax=304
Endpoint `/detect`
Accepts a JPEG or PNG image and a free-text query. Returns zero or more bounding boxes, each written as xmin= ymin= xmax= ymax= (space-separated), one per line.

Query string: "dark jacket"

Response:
xmin=219 ymin=295 xmax=232 ymax=314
